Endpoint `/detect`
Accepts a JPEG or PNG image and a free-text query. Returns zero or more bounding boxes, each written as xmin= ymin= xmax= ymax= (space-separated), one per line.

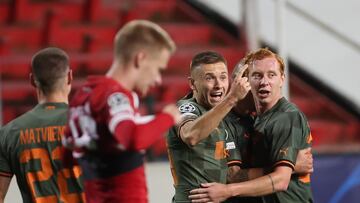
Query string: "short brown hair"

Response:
xmin=240 ymin=48 xmax=285 ymax=76
xmin=114 ymin=20 xmax=176 ymax=64
xmin=190 ymin=51 xmax=227 ymax=76
xmin=31 ymin=47 xmax=69 ymax=95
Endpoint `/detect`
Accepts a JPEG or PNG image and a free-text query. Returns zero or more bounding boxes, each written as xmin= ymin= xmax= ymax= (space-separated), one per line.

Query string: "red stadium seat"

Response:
xmin=1 ymin=0 xmax=358 ymax=154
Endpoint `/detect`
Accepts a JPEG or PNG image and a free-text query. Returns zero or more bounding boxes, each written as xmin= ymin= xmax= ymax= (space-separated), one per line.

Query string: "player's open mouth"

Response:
xmin=210 ymin=92 xmax=223 ymax=101
xmin=258 ymin=90 xmax=270 ymax=97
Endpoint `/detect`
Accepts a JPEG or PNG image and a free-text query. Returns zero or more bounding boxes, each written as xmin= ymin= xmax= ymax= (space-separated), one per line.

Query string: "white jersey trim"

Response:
xmin=134 ymin=115 xmax=155 ymax=124
xmin=132 ymin=92 xmax=140 ymax=108
xmin=181 ymin=112 xmax=198 ymax=119
xmin=108 ymin=113 xmax=134 ymax=133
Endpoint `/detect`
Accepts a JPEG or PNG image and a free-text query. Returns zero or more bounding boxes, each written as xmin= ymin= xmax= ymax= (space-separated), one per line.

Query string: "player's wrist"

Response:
xmin=226 ymin=183 xmax=237 ymax=198
xmin=223 ymin=94 xmax=238 ymax=108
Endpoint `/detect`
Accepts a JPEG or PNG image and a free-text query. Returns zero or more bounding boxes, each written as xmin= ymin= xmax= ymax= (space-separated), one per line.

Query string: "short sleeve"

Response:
xmin=226 ymin=140 xmax=242 ymax=166
xmin=178 ymin=102 xmax=201 ymax=120
xmin=223 ymin=115 xmax=244 ymax=166
xmin=0 ymin=127 xmax=13 ymax=177
xmin=176 ymin=102 xmax=201 ymax=136
xmin=268 ymin=112 xmax=309 ymax=170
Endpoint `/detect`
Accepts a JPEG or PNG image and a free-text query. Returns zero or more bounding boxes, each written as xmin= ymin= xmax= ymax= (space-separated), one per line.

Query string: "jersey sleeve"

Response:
xmin=114 ymin=113 xmax=174 ymax=151
xmin=107 ymin=92 xmax=175 ymax=151
xmin=106 ymin=92 xmax=136 ymax=149
xmin=226 ymin=140 xmax=242 ymax=167
xmin=223 ymin=116 xmax=243 ymax=167
xmin=0 ymin=127 xmax=13 ymax=177
xmin=176 ymin=102 xmax=201 ymax=137
xmin=268 ymin=112 xmax=310 ymax=170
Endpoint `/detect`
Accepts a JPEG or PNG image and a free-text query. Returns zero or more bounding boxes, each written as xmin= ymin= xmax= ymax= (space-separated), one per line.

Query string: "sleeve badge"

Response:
xmin=107 ymin=93 xmax=131 ymax=112
xmin=179 ymin=103 xmax=196 ymax=113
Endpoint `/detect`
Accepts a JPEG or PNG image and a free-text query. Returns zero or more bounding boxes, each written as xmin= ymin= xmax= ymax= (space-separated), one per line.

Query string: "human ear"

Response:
xmin=29 ymin=73 xmax=36 ymax=88
xmin=134 ymin=51 xmax=146 ymax=69
xmin=67 ymin=69 xmax=73 ymax=85
xmin=188 ymin=77 xmax=196 ymax=91
xmin=280 ymin=74 xmax=285 ymax=87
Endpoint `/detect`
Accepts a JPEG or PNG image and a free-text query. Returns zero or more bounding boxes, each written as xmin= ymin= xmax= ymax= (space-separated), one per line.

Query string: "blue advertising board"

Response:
xmin=312 ymin=154 xmax=360 ymax=203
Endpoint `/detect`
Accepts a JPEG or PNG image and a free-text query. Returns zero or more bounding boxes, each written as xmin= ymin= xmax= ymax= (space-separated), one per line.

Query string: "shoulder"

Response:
xmin=279 ymin=104 xmax=308 ymax=124
xmin=271 ymin=98 xmax=308 ymax=123
xmin=268 ymin=111 xmax=306 ymax=129
xmin=1 ymin=109 xmax=34 ymax=132
xmin=171 ymin=99 xmax=202 ymax=136
xmin=107 ymin=92 xmax=133 ymax=107
xmin=78 ymin=77 xmax=135 ymax=112
xmin=177 ymin=98 xmax=202 ymax=116
xmin=97 ymin=79 xmax=133 ymax=102
xmin=266 ymin=108 xmax=310 ymax=138
xmin=277 ymin=98 xmax=302 ymax=114
xmin=0 ymin=113 xmax=28 ymax=144
xmin=177 ymin=98 xmax=198 ymax=108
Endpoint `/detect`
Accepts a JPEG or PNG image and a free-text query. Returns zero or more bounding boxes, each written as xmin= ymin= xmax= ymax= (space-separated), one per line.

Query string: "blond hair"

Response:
xmin=114 ymin=20 xmax=176 ymax=64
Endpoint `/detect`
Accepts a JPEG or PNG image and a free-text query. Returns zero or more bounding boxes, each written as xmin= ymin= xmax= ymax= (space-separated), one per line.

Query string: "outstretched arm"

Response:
xmin=114 ymin=104 xmax=181 ymax=151
xmin=180 ymin=66 xmax=250 ymax=146
xmin=179 ymin=94 xmax=239 ymax=146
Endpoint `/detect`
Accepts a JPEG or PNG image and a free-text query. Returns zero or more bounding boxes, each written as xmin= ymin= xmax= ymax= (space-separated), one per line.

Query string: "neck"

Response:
xmin=255 ymin=96 xmax=283 ymax=115
xmin=255 ymin=102 xmax=268 ymax=115
xmin=106 ymin=60 xmax=137 ymax=92
xmin=37 ymin=89 xmax=69 ymax=104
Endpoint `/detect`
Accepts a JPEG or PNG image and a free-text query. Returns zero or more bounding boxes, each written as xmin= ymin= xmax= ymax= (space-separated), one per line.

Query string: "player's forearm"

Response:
xmin=227 ymin=167 xmax=291 ymax=197
xmin=228 ymin=167 xmax=264 ymax=183
xmin=181 ymin=95 xmax=237 ymax=146
xmin=132 ymin=113 xmax=174 ymax=150
xmin=248 ymin=168 xmax=265 ymax=180
xmin=114 ymin=113 xmax=174 ymax=151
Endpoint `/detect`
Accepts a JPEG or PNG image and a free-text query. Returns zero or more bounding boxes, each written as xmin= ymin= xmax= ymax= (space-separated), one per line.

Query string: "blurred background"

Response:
xmin=1 ymin=0 xmax=359 ymax=202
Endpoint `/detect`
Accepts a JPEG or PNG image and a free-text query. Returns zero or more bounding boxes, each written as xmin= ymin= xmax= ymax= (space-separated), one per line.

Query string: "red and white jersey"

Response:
xmin=65 ymin=76 xmax=139 ymax=154
xmin=63 ymin=76 xmax=175 ymax=203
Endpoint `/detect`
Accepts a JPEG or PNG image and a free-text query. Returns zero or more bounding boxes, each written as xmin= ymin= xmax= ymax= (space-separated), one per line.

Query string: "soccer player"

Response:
xmin=189 ymin=48 xmax=313 ymax=203
xmin=230 ymin=57 xmax=313 ymax=181
xmin=0 ymin=47 xmax=85 ymax=203
xmin=166 ymin=51 xmax=251 ymax=203
xmin=62 ymin=20 xmax=182 ymax=203
xmin=226 ymin=57 xmax=313 ymax=203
